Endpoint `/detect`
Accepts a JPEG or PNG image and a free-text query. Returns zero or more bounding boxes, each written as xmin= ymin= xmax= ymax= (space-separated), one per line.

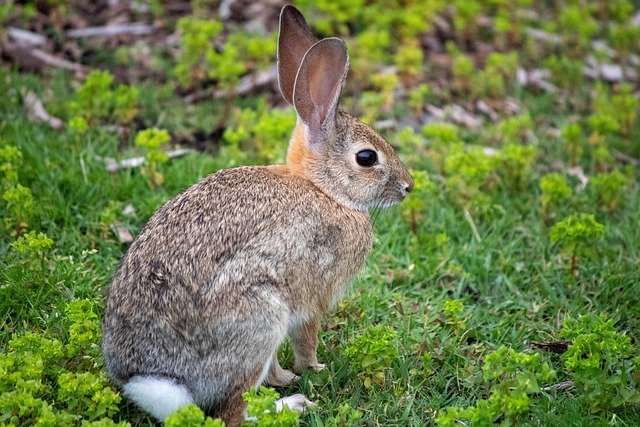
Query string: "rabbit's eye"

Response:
xmin=356 ymin=150 xmax=378 ymax=167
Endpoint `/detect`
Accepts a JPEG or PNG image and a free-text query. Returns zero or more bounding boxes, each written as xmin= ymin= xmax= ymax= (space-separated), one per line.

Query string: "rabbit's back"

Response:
xmin=102 ymin=165 xmax=372 ymax=401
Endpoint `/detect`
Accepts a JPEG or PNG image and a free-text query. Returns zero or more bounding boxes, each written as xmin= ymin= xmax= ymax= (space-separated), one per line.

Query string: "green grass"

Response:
xmin=2 ymin=1 xmax=640 ymax=426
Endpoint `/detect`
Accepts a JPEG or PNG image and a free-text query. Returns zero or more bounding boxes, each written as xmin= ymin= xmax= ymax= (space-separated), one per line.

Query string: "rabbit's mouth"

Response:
xmin=375 ymin=182 xmax=412 ymax=209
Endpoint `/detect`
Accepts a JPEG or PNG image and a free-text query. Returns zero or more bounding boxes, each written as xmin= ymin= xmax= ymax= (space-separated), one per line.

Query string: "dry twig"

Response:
xmin=24 ymin=92 xmax=63 ymax=130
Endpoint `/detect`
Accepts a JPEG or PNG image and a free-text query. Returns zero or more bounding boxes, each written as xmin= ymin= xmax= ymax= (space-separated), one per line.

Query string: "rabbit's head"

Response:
xmin=278 ymin=5 xmax=414 ymax=212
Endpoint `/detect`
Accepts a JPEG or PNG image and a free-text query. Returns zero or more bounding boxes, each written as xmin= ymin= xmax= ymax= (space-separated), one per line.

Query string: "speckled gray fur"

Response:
xmin=103 ymin=168 xmax=372 ymax=409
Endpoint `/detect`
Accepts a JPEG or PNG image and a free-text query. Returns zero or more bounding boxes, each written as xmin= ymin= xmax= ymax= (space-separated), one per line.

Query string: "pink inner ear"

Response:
xmin=293 ymin=38 xmax=348 ymax=135
xmin=306 ymin=47 xmax=347 ymax=125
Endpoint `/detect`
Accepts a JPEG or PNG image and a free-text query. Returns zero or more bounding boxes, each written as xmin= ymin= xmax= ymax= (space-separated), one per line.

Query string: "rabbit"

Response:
xmin=102 ymin=4 xmax=414 ymax=426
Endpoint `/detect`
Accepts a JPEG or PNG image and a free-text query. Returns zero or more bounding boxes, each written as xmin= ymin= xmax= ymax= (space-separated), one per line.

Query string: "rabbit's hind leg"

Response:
xmin=122 ymin=375 xmax=194 ymax=422
xmin=266 ymin=353 xmax=298 ymax=386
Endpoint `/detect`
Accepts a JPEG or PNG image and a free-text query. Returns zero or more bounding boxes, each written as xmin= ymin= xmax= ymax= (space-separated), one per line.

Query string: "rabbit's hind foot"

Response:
xmin=266 ymin=354 xmax=299 ymax=387
xmin=275 ymin=394 xmax=316 ymax=413
xmin=245 ymin=394 xmax=315 ymax=423
xmin=122 ymin=375 xmax=194 ymax=422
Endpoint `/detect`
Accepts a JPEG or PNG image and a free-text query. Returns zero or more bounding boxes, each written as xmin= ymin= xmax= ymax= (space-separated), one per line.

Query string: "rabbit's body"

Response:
xmin=103 ymin=6 xmax=413 ymax=425
xmin=103 ymin=163 xmax=372 ymax=397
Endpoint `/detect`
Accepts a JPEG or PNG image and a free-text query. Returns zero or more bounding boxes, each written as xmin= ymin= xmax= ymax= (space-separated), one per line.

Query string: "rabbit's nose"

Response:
xmin=405 ymin=181 xmax=414 ymax=193
xmin=404 ymin=172 xmax=415 ymax=193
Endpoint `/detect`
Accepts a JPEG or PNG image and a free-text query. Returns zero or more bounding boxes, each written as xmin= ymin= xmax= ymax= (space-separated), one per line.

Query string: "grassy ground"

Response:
xmin=1 ymin=1 xmax=640 ymax=426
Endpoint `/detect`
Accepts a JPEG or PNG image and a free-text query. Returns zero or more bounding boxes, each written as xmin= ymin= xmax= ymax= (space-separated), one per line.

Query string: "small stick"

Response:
xmin=103 ymin=148 xmax=193 ymax=172
xmin=541 ymin=381 xmax=574 ymax=392
xmin=67 ymin=23 xmax=153 ymax=38
xmin=184 ymin=66 xmax=277 ymax=104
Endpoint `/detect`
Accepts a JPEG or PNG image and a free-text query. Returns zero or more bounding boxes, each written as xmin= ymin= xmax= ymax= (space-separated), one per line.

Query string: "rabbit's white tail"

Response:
xmin=123 ymin=375 xmax=194 ymax=421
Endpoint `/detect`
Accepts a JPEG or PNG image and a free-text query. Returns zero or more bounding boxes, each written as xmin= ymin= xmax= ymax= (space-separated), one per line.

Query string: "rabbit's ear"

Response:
xmin=278 ymin=5 xmax=315 ymax=105
xmin=293 ymin=38 xmax=349 ymax=147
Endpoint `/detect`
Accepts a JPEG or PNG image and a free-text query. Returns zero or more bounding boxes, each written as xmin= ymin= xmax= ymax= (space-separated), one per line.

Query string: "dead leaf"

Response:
xmin=24 ymin=91 xmax=63 ymax=129
xmin=567 ymin=166 xmax=589 ymax=192
xmin=426 ymin=104 xmax=482 ymax=128
xmin=110 ymin=221 xmax=134 ymax=244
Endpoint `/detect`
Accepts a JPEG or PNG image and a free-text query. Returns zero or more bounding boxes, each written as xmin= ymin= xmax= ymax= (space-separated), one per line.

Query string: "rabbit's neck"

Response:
xmin=284 ymin=123 xmax=311 ymax=179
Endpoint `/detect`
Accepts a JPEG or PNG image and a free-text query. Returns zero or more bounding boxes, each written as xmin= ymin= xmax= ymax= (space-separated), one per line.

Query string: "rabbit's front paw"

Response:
xmin=276 ymin=394 xmax=317 ymax=413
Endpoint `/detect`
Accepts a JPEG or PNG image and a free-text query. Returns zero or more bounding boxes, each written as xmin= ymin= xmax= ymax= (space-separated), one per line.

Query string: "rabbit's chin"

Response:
xmin=373 ymin=200 xmax=402 ymax=209
xmin=346 ymin=199 xmax=401 ymax=212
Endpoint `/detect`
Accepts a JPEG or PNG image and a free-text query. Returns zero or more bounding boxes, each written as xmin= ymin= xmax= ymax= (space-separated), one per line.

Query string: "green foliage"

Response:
xmin=493 ymin=0 xmax=532 ymax=48
xmin=174 ymin=17 xmax=275 ymax=90
xmin=242 ymin=387 xmax=300 ymax=427
xmin=496 ymin=143 xmax=537 ymax=190
xmin=497 ymin=114 xmax=533 ymax=145
xmin=435 ymin=346 xmax=555 ymax=427
xmin=0 ymin=144 xmax=21 ymax=184
xmin=561 ymin=122 xmax=583 ymax=167
xmin=442 ymin=298 xmax=466 ymax=333
xmin=550 ymin=213 xmax=605 ymax=250
xmin=395 ymin=42 xmax=423 ymax=85
xmin=209 ymin=32 xmax=276 ymax=88
xmin=544 ymin=55 xmax=584 ymax=90
xmin=539 ymin=173 xmax=572 ymax=213
xmin=65 ymin=299 xmax=102 ymax=362
xmin=611 ymin=84 xmax=638 ymax=138
xmin=297 ymin=0 xmax=444 ymax=42
xmin=556 ymin=5 xmax=598 ymax=56
xmin=56 ymin=372 xmax=120 ymax=420
xmin=11 ymin=230 xmax=53 ymax=257
xmin=134 ymin=128 xmax=171 ymax=190
xmin=484 ymin=52 xmax=518 ymax=90
xmin=407 ymin=83 xmax=431 ymax=116
xmin=402 ymin=169 xmax=438 ymax=228
xmin=560 ymin=314 xmax=640 ymax=412
xmin=370 ymin=73 xmax=399 ymax=110
xmin=444 ymin=144 xmax=495 ymax=213
xmin=0 ymin=300 xmax=127 ymax=426
xmin=2 ymin=184 xmax=34 ymax=234
xmin=135 ymin=128 xmax=170 ymax=163
xmin=99 ymin=201 xmax=123 ymax=240
xmin=174 ymin=17 xmax=223 ymax=87
xmin=450 ymin=50 xmax=475 ymax=95
xmin=550 ymin=213 xmax=605 ymax=274
xmin=590 ymin=170 xmax=627 ymax=211
xmin=609 ymin=22 xmax=640 ymax=60
xmin=452 ymin=0 xmax=483 ymax=40
xmin=344 ymin=324 xmax=398 ymax=389
xmin=165 ymin=404 xmax=224 ymax=427
xmin=68 ymin=116 xmax=89 ymax=133
xmin=323 ymin=403 xmax=363 ymax=427
xmin=422 ymin=122 xmax=461 ymax=175
xmin=296 ymin=0 xmax=364 ymax=35
xmin=449 ymin=49 xmax=518 ymax=100
xmin=589 ymin=82 xmax=637 ymax=141
xmin=223 ymin=103 xmax=295 ymax=165
xmin=67 ymin=70 xmax=139 ymax=126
